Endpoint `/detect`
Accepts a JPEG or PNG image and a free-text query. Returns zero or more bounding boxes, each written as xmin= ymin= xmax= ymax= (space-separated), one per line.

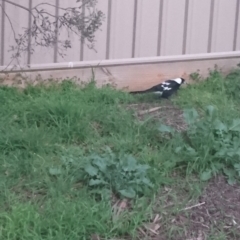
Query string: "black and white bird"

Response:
xmin=130 ymin=78 xmax=185 ymax=99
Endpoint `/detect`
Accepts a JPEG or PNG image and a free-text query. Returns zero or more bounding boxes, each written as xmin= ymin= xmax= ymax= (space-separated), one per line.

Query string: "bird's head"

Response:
xmin=180 ymin=78 xmax=185 ymax=84
xmin=173 ymin=77 xmax=186 ymax=85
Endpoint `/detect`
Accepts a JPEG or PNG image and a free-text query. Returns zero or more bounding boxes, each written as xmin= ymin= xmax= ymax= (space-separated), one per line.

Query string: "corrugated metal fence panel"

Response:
xmin=1 ymin=0 xmax=240 ymax=67
xmin=186 ymin=0 xmax=211 ymax=54
xmin=161 ymin=0 xmax=186 ymax=56
xmin=0 ymin=1 xmax=3 ymax=65
xmin=234 ymin=0 xmax=240 ymax=51
xmin=211 ymin=0 xmax=236 ymax=52
xmin=134 ymin=0 xmax=160 ymax=58
xmin=108 ymin=0 xmax=135 ymax=59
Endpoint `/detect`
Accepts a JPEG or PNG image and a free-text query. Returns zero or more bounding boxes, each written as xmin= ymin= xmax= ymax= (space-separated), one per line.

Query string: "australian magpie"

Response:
xmin=130 ymin=78 xmax=185 ymax=99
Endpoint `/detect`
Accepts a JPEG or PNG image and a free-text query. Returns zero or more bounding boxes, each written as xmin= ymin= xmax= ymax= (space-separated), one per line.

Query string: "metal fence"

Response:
xmin=0 ymin=0 xmax=240 ymax=68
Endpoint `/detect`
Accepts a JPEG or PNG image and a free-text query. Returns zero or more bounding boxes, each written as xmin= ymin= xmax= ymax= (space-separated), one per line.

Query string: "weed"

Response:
xmin=81 ymin=150 xmax=154 ymax=199
xmin=225 ymin=67 xmax=240 ymax=101
xmin=48 ymin=148 xmax=155 ymax=200
xmin=171 ymin=105 xmax=240 ymax=184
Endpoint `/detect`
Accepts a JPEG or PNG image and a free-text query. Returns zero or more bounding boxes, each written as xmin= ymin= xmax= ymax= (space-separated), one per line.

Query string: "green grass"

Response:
xmin=0 ymin=80 xmax=164 ymax=239
xmin=1 ymin=67 xmax=240 ymax=239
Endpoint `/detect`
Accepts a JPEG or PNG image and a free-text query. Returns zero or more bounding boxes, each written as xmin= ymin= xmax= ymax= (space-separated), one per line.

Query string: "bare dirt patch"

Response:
xmin=127 ymin=101 xmax=187 ymax=132
xmin=143 ymin=176 xmax=240 ymax=240
xmin=179 ymin=175 xmax=240 ymax=240
xmin=105 ymin=176 xmax=240 ymax=239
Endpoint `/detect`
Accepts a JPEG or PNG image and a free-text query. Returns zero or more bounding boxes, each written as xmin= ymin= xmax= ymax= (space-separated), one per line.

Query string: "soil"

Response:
xmin=126 ymin=102 xmax=240 ymax=240
xmin=127 ymin=101 xmax=187 ymax=132
xmin=154 ymin=176 xmax=240 ymax=240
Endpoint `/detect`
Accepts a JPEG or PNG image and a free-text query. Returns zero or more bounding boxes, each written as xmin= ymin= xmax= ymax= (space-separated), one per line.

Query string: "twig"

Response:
xmin=138 ymin=227 xmax=147 ymax=237
xmin=191 ymin=220 xmax=209 ymax=229
xmin=153 ymin=214 xmax=161 ymax=223
xmin=1 ymin=0 xmax=104 ymax=72
xmin=3 ymin=0 xmax=29 ymax=12
xmin=181 ymin=202 xmax=205 ymax=211
xmin=0 ymin=4 xmax=17 ymax=40
xmin=143 ymin=224 xmax=159 ymax=235
xmin=138 ymin=107 xmax=162 ymax=116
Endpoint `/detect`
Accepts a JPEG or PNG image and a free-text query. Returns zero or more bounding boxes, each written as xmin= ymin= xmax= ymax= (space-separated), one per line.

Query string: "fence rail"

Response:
xmin=0 ymin=0 xmax=240 ymax=69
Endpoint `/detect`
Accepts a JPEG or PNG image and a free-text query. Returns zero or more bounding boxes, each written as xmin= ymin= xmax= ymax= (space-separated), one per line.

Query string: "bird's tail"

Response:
xmin=129 ymin=87 xmax=156 ymax=94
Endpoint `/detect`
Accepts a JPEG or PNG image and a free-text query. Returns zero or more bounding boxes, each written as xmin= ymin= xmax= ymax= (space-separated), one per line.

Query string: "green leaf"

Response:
xmin=49 ymin=168 xmax=62 ymax=176
xmin=142 ymin=177 xmax=154 ymax=188
xmin=211 ymin=162 xmax=224 ymax=172
xmin=215 ymin=149 xmax=227 ymax=157
xmin=213 ymin=119 xmax=227 ymax=131
xmin=122 ymin=155 xmax=137 ymax=172
xmin=158 ymin=124 xmax=174 ymax=133
xmin=92 ymin=156 xmax=107 ymax=173
xmin=175 ymin=147 xmax=182 ymax=153
xmin=200 ymin=170 xmax=212 ymax=181
xmin=206 ymin=105 xmax=216 ymax=119
xmin=229 ymin=119 xmax=240 ymax=132
xmin=227 ymin=151 xmax=235 ymax=157
xmin=186 ymin=146 xmax=197 ymax=156
xmin=119 ymin=188 xmax=136 ymax=199
xmin=223 ymin=168 xmax=236 ymax=185
xmin=183 ymin=108 xmax=198 ymax=125
xmin=234 ymin=163 xmax=240 ymax=172
xmin=84 ymin=164 xmax=98 ymax=176
xmin=163 ymin=161 xmax=177 ymax=169
xmin=89 ymin=179 xmax=106 ymax=186
xmin=138 ymin=164 xmax=150 ymax=171
xmin=227 ymin=176 xmax=236 ymax=186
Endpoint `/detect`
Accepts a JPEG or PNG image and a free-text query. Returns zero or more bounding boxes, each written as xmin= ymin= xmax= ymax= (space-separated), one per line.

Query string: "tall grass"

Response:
xmin=0 ymin=80 xmax=164 ymax=239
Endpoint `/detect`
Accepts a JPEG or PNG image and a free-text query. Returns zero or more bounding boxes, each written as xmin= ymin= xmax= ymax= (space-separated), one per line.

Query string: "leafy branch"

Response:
xmin=0 ymin=0 xmax=105 ymax=70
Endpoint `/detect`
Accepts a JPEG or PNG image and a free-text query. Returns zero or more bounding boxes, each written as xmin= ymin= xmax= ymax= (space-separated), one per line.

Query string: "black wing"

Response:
xmin=129 ymin=80 xmax=180 ymax=94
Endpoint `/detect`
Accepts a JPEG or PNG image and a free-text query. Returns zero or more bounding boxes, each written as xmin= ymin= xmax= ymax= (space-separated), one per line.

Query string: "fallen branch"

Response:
xmin=138 ymin=107 xmax=162 ymax=116
xmin=181 ymin=202 xmax=205 ymax=211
